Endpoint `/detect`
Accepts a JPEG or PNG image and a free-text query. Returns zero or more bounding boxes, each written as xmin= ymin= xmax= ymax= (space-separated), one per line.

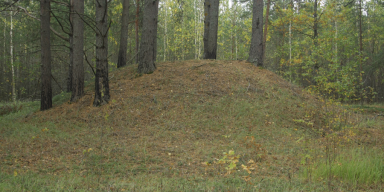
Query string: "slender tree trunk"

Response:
xmin=203 ymin=0 xmax=219 ymax=59
xmin=10 ymin=11 xmax=16 ymax=102
xmin=314 ymin=0 xmax=318 ymax=44
xmin=247 ymin=0 xmax=264 ymax=66
xmin=2 ymin=18 xmax=5 ymax=74
xmin=359 ymin=0 xmax=363 ymax=61
xmin=198 ymin=8 xmax=201 ymax=58
xmin=231 ymin=2 xmax=237 ymax=60
xmin=262 ymin=0 xmax=271 ymax=64
xmin=71 ymin=0 xmax=85 ymax=102
xmin=117 ymin=0 xmax=130 ymax=68
xmin=194 ymin=0 xmax=197 ymax=59
xmin=94 ymin=0 xmax=110 ymax=106
xmin=135 ymin=0 xmax=140 ymax=64
xmin=359 ymin=0 xmax=363 ymax=104
xmin=164 ymin=0 xmax=167 ymax=61
xmin=2 ymin=18 xmax=5 ymax=100
xmin=40 ymin=0 xmax=52 ymax=110
xmin=182 ymin=13 xmax=185 ymax=60
xmin=289 ymin=1 xmax=293 ymax=81
xmin=335 ymin=21 xmax=337 ymax=63
xmin=67 ymin=0 xmax=73 ymax=93
xmin=137 ymin=0 xmax=159 ymax=74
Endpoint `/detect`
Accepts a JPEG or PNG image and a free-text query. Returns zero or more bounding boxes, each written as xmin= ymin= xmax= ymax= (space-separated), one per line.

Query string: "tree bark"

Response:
xmin=2 ymin=18 xmax=5 ymax=74
xmin=10 ymin=10 xmax=16 ymax=102
xmin=40 ymin=0 xmax=52 ymax=110
xmin=137 ymin=0 xmax=159 ymax=74
xmin=247 ymin=0 xmax=264 ymax=66
xmin=117 ymin=0 xmax=130 ymax=68
xmin=2 ymin=18 xmax=6 ymax=100
xmin=70 ymin=0 xmax=84 ymax=102
xmin=203 ymin=0 xmax=219 ymax=59
xmin=164 ymin=0 xmax=167 ymax=61
xmin=262 ymin=0 xmax=270 ymax=65
xmin=94 ymin=0 xmax=110 ymax=106
xmin=135 ymin=0 xmax=139 ymax=64
xmin=314 ymin=0 xmax=318 ymax=44
xmin=67 ymin=0 xmax=73 ymax=93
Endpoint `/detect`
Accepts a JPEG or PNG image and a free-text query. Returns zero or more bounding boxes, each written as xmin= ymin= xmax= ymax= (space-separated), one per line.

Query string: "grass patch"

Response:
xmin=306 ymin=147 xmax=384 ymax=186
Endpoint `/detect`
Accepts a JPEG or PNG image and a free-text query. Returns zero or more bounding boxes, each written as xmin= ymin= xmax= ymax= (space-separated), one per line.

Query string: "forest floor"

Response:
xmin=1 ymin=60 xmax=384 ymax=191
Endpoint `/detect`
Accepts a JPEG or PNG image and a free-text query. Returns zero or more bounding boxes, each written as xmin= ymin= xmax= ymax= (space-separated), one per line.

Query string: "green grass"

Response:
xmin=307 ymin=147 xmax=384 ymax=186
xmin=0 ymin=171 xmax=337 ymax=192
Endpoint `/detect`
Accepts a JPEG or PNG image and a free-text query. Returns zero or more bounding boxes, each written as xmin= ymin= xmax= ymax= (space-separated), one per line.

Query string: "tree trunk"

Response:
xmin=194 ymin=0 xmax=197 ymax=59
xmin=2 ymin=18 xmax=5 ymax=100
xmin=359 ymin=0 xmax=363 ymax=104
xmin=2 ymin=18 xmax=5 ymax=74
xmin=164 ymin=0 xmax=167 ymax=61
xmin=135 ymin=0 xmax=140 ymax=64
xmin=262 ymin=0 xmax=271 ymax=64
xmin=203 ymin=0 xmax=219 ymax=59
xmin=137 ymin=0 xmax=159 ymax=74
xmin=117 ymin=0 xmax=130 ymax=68
xmin=10 ymin=10 xmax=16 ymax=102
xmin=247 ymin=0 xmax=264 ymax=66
xmin=71 ymin=0 xmax=85 ymax=102
xmin=67 ymin=0 xmax=73 ymax=93
xmin=94 ymin=0 xmax=110 ymax=106
xmin=314 ymin=0 xmax=318 ymax=44
xmin=40 ymin=0 xmax=52 ymax=110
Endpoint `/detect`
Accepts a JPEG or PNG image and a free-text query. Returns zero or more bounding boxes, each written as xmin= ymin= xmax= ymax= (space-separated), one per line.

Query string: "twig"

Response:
xmin=51 ymin=74 xmax=63 ymax=91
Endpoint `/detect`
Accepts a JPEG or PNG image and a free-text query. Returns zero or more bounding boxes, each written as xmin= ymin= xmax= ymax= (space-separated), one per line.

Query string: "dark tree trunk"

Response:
xmin=40 ymin=0 xmax=52 ymax=110
xmin=94 ymin=0 xmax=110 ymax=106
xmin=137 ymin=0 xmax=159 ymax=74
xmin=135 ymin=0 xmax=139 ymax=64
xmin=203 ymin=0 xmax=219 ymax=59
xmin=262 ymin=0 xmax=271 ymax=65
xmin=71 ymin=0 xmax=84 ymax=102
xmin=247 ymin=0 xmax=264 ymax=66
xmin=67 ymin=0 xmax=73 ymax=92
xmin=117 ymin=0 xmax=130 ymax=68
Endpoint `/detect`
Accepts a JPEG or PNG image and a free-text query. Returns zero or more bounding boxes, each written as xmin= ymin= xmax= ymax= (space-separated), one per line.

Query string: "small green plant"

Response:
xmin=216 ymin=150 xmax=240 ymax=176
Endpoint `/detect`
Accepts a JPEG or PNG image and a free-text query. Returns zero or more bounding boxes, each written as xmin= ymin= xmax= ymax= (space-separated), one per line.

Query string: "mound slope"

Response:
xmin=38 ymin=60 xmax=309 ymax=122
xmin=7 ymin=60 xmax=323 ymax=182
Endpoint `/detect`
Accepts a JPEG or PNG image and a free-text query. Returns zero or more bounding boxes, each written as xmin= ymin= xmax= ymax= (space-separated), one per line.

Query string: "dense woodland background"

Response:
xmin=0 ymin=0 xmax=383 ymax=103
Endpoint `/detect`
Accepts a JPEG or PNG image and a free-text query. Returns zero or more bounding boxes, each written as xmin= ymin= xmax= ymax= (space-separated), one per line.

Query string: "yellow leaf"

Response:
xmin=14 ymin=171 xmax=17 ymax=176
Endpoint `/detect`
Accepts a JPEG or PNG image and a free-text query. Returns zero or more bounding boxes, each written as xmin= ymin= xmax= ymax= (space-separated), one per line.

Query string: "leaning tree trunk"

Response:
xmin=71 ymin=0 xmax=85 ymax=102
xmin=247 ymin=0 xmax=264 ymax=66
xmin=137 ymin=0 xmax=159 ymax=74
xmin=203 ymin=0 xmax=219 ymax=59
xmin=40 ymin=0 xmax=52 ymax=110
xmin=117 ymin=0 xmax=130 ymax=68
xmin=94 ymin=0 xmax=110 ymax=106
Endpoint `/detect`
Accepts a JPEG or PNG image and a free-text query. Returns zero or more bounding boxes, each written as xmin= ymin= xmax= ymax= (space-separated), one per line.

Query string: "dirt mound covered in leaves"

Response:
xmin=37 ymin=60 xmax=309 ymax=122
xmin=14 ymin=60 xmax=320 ymax=180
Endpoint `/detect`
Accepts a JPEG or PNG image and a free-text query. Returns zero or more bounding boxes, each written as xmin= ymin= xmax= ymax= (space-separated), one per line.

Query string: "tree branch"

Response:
xmin=16 ymin=5 xmax=69 ymax=42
